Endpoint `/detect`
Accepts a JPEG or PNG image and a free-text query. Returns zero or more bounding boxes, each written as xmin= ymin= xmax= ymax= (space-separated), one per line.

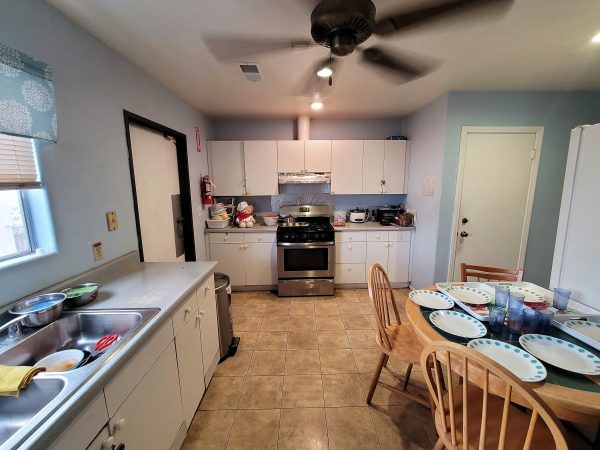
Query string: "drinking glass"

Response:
xmin=553 ymin=288 xmax=571 ymax=311
xmin=494 ymin=285 xmax=510 ymax=309
xmin=488 ymin=306 xmax=506 ymax=334
xmin=508 ymin=293 xmax=525 ymax=311
xmin=507 ymin=308 xmax=524 ymax=335
xmin=538 ymin=309 xmax=554 ymax=334
xmin=521 ymin=308 xmax=540 ymax=334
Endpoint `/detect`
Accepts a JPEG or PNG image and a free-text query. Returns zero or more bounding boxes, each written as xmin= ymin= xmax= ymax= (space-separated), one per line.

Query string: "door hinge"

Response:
xmin=531 ymin=148 xmax=537 ymax=160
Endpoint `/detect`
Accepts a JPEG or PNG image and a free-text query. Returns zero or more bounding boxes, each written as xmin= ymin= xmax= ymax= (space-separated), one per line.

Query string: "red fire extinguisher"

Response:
xmin=201 ymin=175 xmax=214 ymax=205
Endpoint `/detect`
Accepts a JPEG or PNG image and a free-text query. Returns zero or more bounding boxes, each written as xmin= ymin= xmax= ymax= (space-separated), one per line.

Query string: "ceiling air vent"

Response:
xmin=239 ymin=63 xmax=263 ymax=82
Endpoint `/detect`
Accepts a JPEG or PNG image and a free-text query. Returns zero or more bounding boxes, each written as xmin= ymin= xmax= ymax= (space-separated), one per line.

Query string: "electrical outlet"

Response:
xmin=106 ymin=211 xmax=118 ymax=231
xmin=92 ymin=241 xmax=103 ymax=261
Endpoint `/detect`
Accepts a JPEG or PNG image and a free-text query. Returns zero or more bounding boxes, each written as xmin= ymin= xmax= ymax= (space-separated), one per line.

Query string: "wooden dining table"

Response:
xmin=405 ymin=294 xmax=600 ymax=435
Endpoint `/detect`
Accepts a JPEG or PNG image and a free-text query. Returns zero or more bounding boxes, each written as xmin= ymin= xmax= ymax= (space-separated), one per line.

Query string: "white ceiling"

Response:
xmin=48 ymin=0 xmax=600 ymax=118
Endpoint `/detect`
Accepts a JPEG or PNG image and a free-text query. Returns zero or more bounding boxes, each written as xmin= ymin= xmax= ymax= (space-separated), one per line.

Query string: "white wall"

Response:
xmin=404 ymin=95 xmax=448 ymax=288
xmin=0 ymin=0 xmax=212 ymax=304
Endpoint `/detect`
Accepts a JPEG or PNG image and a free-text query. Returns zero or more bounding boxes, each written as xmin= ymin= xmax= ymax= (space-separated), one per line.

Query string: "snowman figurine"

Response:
xmin=235 ymin=201 xmax=256 ymax=228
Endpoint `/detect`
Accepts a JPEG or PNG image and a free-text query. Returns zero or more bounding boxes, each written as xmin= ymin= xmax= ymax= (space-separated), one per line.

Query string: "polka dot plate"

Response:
xmin=409 ymin=290 xmax=454 ymax=310
xmin=564 ymin=320 xmax=600 ymax=344
xmin=519 ymin=334 xmax=600 ymax=376
xmin=444 ymin=286 xmax=493 ymax=305
xmin=468 ymin=339 xmax=547 ymax=382
xmin=429 ymin=310 xmax=487 ymax=338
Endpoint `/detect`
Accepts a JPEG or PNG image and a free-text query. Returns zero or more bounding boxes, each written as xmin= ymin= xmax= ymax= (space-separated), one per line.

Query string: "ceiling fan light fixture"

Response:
xmin=316 ymin=66 xmax=333 ymax=78
xmin=310 ymin=100 xmax=324 ymax=111
xmin=592 ymin=32 xmax=600 ymax=43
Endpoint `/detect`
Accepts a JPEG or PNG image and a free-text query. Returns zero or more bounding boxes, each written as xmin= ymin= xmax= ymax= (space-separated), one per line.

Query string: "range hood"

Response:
xmin=278 ymin=172 xmax=331 ymax=184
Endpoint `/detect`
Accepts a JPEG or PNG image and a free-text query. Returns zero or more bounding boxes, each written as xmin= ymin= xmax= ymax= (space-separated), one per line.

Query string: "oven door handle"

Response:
xmin=277 ymin=242 xmax=335 ymax=248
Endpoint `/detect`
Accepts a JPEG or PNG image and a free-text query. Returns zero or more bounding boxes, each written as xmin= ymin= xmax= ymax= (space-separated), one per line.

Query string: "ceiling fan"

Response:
xmin=204 ymin=0 xmax=513 ymax=96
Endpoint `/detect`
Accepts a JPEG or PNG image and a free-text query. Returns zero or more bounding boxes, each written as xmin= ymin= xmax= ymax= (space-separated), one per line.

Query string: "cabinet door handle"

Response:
xmin=348 ymin=234 xmax=352 ymax=240
xmin=347 ymin=267 xmax=352 ymax=271
xmin=389 ymin=243 xmax=394 ymax=247
xmin=199 ymin=311 xmax=205 ymax=317
xmin=376 ymin=234 xmax=380 ymax=239
xmin=258 ymin=236 xmax=262 ymax=241
xmin=348 ymin=245 xmax=352 ymax=250
xmin=184 ymin=307 xmax=191 ymax=316
xmin=224 ymin=235 xmax=228 ymax=241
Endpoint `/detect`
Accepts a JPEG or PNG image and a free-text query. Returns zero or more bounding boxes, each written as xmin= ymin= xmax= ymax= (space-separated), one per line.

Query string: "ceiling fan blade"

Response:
xmin=374 ymin=0 xmax=514 ymax=37
xmin=292 ymin=56 xmax=340 ymax=97
xmin=204 ymin=36 xmax=313 ymax=61
xmin=359 ymin=46 xmax=437 ymax=82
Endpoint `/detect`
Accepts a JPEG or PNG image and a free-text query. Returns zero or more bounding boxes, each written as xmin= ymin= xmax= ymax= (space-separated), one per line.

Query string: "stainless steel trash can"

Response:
xmin=214 ymin=272 xmax=238 ymax=360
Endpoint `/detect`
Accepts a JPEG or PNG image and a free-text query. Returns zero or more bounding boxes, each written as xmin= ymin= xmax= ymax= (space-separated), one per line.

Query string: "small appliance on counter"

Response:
xmin=375 ymin=205 xmax=405 ymax=225
xmin=348 ymin=208 xmax=368 ymax=223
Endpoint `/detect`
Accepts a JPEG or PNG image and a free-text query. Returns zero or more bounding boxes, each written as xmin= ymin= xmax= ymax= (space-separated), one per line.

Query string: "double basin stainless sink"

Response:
xmin=0 ymin=308 xmax=159 ymax=448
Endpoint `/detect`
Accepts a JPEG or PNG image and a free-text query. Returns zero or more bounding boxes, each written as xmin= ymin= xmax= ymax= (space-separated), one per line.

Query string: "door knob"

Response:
xmin=460 ymin=231 xmax=469 ymax=238
xmin=461 ymin=218 xmax=469 ymax=224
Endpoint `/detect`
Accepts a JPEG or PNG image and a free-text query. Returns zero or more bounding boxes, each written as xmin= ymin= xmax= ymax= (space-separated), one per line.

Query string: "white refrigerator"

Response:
xmin=550 ymin=123 xmax=600 ymax=310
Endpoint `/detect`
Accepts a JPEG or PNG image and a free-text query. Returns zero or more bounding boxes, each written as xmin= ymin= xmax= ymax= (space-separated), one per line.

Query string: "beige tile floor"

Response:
xmin=182 ymin=289 xmax=436 ymax=450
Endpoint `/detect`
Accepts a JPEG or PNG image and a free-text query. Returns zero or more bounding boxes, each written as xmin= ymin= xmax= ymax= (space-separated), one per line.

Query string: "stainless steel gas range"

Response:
xmin=277 ymin=205 xmax=335 ymax=297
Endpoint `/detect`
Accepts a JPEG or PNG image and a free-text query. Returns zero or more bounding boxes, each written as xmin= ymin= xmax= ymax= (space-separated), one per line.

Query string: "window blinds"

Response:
xmin=0 ymin=134 xmax=40 ymax=189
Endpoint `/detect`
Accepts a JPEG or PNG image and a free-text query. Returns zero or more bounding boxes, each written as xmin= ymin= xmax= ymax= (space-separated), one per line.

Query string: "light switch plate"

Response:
xmin=106 ymin=211 xmax=118 ymax=231
xmin=92 ymin=241 xmax=103 ymax=261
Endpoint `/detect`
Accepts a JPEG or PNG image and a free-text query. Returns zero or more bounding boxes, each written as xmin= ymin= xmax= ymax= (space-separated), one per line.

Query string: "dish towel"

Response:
xmin=0 ymin=365 xmax=46 ymax=397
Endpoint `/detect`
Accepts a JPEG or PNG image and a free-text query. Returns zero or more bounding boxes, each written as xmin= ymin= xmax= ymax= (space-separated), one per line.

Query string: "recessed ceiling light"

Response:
xmin=592 ymin=32 xmax=600 ymax=43
xmin=316 ymin=66 xmax=333 ymax=78
xmin=310 ymin=100 xmax=324 ymax=111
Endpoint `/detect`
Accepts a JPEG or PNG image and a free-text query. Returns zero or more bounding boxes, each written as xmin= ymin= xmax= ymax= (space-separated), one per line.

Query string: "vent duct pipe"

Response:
xmin=297 ymin=115 xmax=310 ymax=141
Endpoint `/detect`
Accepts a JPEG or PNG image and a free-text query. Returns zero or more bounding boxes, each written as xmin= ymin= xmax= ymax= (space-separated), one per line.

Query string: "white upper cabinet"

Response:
xmin=331 ymin=140 xmax=363 ymax=194
xmin=277 ymin=140 xmax=305 ymax=172
xmin=383 ymin=140 xmax=407 ymax=194
xmin=362 ymin=140 xmax=385 ymax=194
xmin=243 ymin=141 xmax=278 ymax=195
xmin=209 ymin=141 xmax=245 ymax=196
xmin=304 ymin=140 xmax=332 ymax=172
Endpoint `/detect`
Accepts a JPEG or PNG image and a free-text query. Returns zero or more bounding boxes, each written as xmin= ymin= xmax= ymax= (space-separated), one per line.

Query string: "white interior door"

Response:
xmin=129 ymin=124 xmax=183 ymax=262
xmin=450 ymin=127 xmax=543 ymax=281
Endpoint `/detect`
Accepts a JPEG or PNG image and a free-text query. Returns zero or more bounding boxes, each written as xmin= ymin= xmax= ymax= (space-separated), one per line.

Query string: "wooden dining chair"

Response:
xmin=420 ymin=341 xmax=568 ymax=450
xmin=461 ymin=263 xmax=524 ymax=283
xmin=366 ymin=263 xmax=429 ymax=407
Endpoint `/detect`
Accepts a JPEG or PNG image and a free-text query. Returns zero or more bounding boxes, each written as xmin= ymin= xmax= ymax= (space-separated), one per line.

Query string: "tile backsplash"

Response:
xmin=220 ymin=188 xmax=406 ymax=215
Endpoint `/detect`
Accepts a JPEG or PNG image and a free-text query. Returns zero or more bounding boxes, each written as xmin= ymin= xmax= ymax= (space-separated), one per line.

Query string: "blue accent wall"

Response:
xmin=435 ymin=92 xmax=600 ymax=286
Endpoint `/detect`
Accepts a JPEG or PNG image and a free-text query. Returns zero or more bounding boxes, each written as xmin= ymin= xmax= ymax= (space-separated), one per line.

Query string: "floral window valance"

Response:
xmin=0 ymin=43 xmax=57 ymax=142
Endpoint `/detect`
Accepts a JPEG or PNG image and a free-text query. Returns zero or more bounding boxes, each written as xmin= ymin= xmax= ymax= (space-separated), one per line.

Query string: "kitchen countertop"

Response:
xmin=2 ymin=252 xmax=217 ymax=449
xmin=204 ymin=222 xmax=415 ymax=233
xmin=332 ymin=222 xmax=415 ymax=231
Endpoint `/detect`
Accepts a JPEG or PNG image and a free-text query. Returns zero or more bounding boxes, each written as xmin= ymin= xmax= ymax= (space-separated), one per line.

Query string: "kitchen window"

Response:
xmin=0 ymin=133 xmax=54 ymax=266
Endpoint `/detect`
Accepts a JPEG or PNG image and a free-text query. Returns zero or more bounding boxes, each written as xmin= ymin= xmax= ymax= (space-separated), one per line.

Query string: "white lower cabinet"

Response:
xmin=198 ymin=277 xmax=220 ymax=385
xmin=208 ymin=233 xmax=277 ymax=286
xmin=336 ymin=263 xmax=366 ymax=284
xmin=175 ymin=312 xmax=206 ymax=428
xmin=48 ymin=391 xmax=109 ymax=450
xmin=110 ymin=341 xmax=184 ymax=450
xmin=366 ymin=240 xmax=390 ymax=275
xmin=245 ymin=242 xmax=277 ymax=285
xmin=336 ymin=231 xmax=412 ymax=284
xmin=387 ymin=240 xmax=411 ymax=283
xmin=209 ymin=242 xmax=246 ymax=286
